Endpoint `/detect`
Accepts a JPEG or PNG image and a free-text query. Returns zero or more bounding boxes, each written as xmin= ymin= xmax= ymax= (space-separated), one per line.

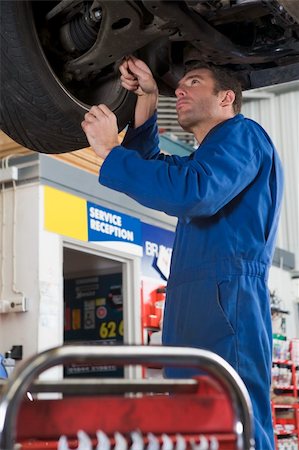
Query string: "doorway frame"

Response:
xmin=63 ymin=238 xmax=142 ymax=378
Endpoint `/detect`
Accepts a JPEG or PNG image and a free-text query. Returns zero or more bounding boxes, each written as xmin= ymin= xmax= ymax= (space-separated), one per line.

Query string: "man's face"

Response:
xmin=175 ymin=68 xmax=222 ymax=131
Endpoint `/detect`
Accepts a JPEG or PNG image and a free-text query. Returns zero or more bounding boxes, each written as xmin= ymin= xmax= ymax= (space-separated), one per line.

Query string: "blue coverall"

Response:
xmin=99 ymin=112 xmax=283 ymax=450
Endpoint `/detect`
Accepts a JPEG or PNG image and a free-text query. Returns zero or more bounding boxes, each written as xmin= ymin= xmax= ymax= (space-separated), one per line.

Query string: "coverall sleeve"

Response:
xmin=100 ymin=120 xmax=262 ymax=219
xmin=122 ymin=112 xmax=191 ymax=166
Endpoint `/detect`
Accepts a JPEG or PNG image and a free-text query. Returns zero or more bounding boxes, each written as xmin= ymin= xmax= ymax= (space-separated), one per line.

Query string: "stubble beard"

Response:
xmin=177 ymin=111 xmax=199 ymax=133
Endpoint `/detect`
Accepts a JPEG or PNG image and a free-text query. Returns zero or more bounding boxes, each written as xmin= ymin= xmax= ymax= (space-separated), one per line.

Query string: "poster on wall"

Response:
xmin=141 ymin=223 xmax=175 ymax=342
xmin=64 ymin=273 xmax=124 ymax=378
xmin=141 ymin=223 xmax=174 ymax=281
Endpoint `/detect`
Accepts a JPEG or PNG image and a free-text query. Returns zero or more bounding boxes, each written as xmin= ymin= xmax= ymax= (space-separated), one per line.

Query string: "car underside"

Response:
xmin=1 ymin=0 xmax=299 ymax=153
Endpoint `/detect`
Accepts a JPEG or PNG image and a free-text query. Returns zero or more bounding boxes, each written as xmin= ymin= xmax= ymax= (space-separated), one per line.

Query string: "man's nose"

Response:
xmin=175 ymin=86 xmax=186 ymax=98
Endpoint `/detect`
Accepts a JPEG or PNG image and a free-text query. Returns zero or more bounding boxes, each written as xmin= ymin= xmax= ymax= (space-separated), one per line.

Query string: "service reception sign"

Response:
xmin=44 ymin=186 xmax=142 ymax=255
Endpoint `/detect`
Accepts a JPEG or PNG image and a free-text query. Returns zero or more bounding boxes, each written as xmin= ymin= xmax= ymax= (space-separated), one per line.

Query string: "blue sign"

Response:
xmin=141 ymin=223 xmax=175 ymax=280
xmin=87 ymin=201 xmax=142 ymax=246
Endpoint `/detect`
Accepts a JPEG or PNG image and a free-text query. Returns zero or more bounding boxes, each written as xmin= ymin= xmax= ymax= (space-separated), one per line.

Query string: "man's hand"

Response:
xmin=119 ymin=56 xmax=158 ymax=97
xmin=81 ymin=104 xmax=119 ymax=159
xmin=119 ymin=56 xmax=159 ymax=128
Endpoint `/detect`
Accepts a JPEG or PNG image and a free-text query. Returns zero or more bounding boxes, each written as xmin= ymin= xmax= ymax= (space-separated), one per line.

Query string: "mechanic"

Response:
xmin=81 ymin=56 xmax=283 ymax=450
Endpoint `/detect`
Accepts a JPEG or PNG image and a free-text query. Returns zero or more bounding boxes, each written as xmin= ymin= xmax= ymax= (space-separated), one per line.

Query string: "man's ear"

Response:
xmin=220 ymin=90 xmax=235 ymax=108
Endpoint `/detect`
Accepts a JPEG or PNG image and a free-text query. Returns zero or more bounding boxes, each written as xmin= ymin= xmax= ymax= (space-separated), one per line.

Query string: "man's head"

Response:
xmin=185 ymin=62 xmax=243 ymax=114
xmin=175 ymin=63 xmax=243 ymax=139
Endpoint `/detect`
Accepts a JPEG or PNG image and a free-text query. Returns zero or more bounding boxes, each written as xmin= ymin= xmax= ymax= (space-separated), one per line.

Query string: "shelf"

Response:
xmin=275 ymin=430 xmax=298 ymax=436
xmin=273 ymin=385 xmax=294 ymax=390
xmin=271 ymin=307 xmax=290 ymax=315
xmin=272 ymin=340 xmax=299 ymax=450
xmin=273 ymin=359 xmax=294 ymax=365
xmin=273 ymin=404 xmax=299 ymax=409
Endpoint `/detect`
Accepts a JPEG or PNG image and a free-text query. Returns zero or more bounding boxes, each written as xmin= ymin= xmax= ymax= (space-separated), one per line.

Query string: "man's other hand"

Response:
xmin=81 ymin=104 xmax=119 ymax=159
xmin=119 ymin=56 xmax=158 ymax=97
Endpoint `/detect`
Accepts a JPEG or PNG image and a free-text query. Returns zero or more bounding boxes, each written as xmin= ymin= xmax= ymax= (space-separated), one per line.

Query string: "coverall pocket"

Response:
xmin=216 ymin=278 xmax=238 ymax=335
xmin=165 ymin=278 xmax=237 ymax=351
xmin=163 ymin=277 xmax=239 ymax=377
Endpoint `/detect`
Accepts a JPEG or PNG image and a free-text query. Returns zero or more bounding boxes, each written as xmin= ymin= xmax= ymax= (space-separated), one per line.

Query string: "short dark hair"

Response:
xmin=184 ymin=62 xmax=243 ymax=114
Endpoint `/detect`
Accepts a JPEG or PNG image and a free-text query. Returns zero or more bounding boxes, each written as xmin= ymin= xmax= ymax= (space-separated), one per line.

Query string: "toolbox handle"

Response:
xmin=0 ymin=377 xmax=199 ymax=395
xmin=0 ymin=345 xmax=255 ymax=450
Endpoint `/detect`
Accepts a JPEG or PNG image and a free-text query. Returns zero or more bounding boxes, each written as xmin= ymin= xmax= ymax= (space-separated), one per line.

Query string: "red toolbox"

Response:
xmin=0 ymin=345 xmax=255 ymax=450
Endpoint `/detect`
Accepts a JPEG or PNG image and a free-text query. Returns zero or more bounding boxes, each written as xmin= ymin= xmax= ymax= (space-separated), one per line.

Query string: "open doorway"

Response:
xmin=63 ymin=247 xmax=124 ymax=378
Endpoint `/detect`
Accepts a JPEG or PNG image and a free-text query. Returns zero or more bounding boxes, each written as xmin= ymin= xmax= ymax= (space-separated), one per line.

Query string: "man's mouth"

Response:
xmin=176 ymin=100 xmax=190 ymax=111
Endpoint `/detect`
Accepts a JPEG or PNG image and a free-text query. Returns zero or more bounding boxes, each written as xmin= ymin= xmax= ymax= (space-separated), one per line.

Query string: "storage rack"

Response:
xmin=272 ymin=339 xmax=299 ymax=449
xmin=0 ymin=345 xmax=255 ymax=450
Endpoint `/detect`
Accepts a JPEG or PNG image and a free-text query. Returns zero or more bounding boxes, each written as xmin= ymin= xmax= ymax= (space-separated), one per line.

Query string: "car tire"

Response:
xmin=0 ymin=0 xmax=136 ymax=154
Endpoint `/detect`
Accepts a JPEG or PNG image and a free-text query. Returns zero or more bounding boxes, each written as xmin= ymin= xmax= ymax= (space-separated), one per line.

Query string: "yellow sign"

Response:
xmin=44 ymin=186 xmax=88 ymax=241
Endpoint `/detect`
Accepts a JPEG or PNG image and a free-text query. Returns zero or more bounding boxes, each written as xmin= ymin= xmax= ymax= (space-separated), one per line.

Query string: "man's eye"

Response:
xmin=191 ymin=79 xmax=200 ymax=85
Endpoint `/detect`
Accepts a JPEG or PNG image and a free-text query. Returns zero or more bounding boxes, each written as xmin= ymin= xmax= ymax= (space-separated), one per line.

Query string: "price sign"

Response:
xmin=99 ymin=320 xmax=124 ymax=339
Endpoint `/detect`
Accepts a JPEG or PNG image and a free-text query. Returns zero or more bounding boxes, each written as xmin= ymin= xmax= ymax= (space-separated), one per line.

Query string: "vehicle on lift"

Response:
xmin=1 ymin=0 xmax=299 ymax=154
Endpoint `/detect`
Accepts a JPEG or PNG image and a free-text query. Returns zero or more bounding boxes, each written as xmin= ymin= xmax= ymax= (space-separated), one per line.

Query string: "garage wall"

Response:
xmin=0 ymin=183 xmax=41 ymax=358
xmin=241 ymin=85 xmax=299 ymax=339
xmin=269 ymin=266 xmax=299 ymax=339
xmin=242 ymin=85 xmax=299 ymax=270
xmin=0 ymin=182 xmax=64 ymax=361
